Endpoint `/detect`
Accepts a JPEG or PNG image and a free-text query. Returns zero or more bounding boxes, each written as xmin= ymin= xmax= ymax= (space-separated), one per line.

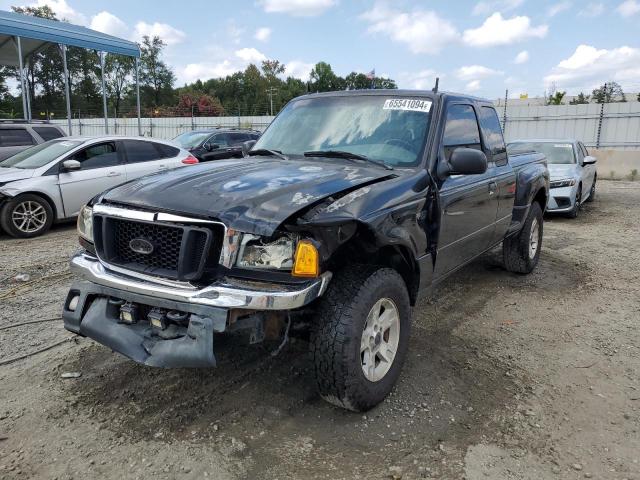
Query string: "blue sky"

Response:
xmin=2 ymin=0 xmax=639 ymax=98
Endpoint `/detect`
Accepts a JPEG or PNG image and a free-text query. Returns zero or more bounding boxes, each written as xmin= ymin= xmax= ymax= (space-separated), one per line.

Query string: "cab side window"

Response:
xmin=209 ymin=134 xmax=230 ymax=148
xmin=443 ymin=105 xmax=481 ymax=161
xmin=71 ymin=142 xmax=119 ymax=169
xmin=479 ymin=106 xmax=507 ymax=165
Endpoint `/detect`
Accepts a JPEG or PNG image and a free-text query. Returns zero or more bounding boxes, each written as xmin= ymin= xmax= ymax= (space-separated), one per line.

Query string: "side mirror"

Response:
xmin=583 ymin=155 xmax=597 ymax=165
xmin=242 ymin=140 xmax=257 ymax=156
xmin=62 ymin=159 xmax=81 ymax=171
xmin=203 ymin=142 xmax=212 ymax=152
xmin=448 ymin=148 xmax=488 ymax=175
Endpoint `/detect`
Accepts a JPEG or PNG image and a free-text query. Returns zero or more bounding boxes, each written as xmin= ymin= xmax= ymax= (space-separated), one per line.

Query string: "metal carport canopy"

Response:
xmin=0 ymin=10 xmax=141 ymax=135
xmin=0 ymin=10 xmax=139 ymax=65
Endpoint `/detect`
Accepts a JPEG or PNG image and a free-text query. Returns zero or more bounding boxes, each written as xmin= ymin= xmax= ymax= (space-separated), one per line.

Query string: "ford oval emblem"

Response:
xmin=129 ymin=238 xmax=154 ymax=255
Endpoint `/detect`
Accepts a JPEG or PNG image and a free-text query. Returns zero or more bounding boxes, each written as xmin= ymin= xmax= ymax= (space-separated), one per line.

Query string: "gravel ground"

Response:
xmin=0 ymin=180 xmax=638 ymax=480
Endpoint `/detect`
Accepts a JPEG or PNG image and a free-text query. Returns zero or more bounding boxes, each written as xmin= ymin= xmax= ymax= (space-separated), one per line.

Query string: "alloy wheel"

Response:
xmin=360 ymin=298 xmax=400 ymax=382
xmin=11 ymin=200 xmax=47 ymax=234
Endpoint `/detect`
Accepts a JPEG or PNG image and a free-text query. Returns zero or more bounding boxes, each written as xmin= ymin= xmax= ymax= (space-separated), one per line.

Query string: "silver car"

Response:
xmin=508 ymin=139 xmax=597 ymax=218
xmin=0 ymin=136 xmax=198 ymax=238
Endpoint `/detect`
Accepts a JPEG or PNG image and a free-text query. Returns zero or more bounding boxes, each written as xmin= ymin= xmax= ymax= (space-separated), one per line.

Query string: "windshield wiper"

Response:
xmin=303 ymin=150 xmax=393 ymax=170
xmin=247 ymin=148 xmax=289 ymax=161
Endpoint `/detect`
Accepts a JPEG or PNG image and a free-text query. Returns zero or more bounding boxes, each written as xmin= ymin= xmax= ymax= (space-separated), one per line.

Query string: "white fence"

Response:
xmin=51 ymin=115 xmax=275 ymax=139
xmin=501 ymin=101 xmax=640 ymax=150
xmin=50 ymin=102 xmax=640 ymax=151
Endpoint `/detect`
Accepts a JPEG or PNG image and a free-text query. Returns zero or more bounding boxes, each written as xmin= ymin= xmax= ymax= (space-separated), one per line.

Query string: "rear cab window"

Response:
xmin=0 ymin=128 xmax=35 ymax=147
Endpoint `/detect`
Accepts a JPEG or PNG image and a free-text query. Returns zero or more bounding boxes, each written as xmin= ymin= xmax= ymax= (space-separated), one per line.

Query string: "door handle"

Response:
xmin=107 ymin=171 xmax=121 ymax=177
xmin=488 ymin=182 xmax=497 ymax=195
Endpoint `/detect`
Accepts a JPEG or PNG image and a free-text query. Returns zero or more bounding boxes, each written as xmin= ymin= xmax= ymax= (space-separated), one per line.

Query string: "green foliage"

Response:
xmin=569 ymin=92 xmax=590 ymax=105
xmin=592 ymin=82 xmax=626 ymax=103
xmin=629 ymin=169 xmax=638 ymax=181
xmin=548 ymin=90 xmax=566 ymax=105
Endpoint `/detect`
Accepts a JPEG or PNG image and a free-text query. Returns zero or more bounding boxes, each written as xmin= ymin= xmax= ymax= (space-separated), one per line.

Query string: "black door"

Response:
xmin=200 ymin=132 xmax=246 ymax=161
xmin=433 ymin=103 xmax=500 ymax=278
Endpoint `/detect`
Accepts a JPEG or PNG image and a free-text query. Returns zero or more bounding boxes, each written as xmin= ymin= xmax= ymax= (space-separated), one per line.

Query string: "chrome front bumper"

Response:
xmin=70 ymin=252 xmax=332 ymax=311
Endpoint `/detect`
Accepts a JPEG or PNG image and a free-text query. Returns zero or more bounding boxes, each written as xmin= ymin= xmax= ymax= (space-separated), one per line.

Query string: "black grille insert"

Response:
xmin=94 ymin=215 xmax=221 ymax=281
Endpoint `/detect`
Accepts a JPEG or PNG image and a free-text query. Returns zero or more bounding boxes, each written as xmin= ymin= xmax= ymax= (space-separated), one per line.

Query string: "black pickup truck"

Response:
xmin=63 ymin=90 xmax=548 ymax=411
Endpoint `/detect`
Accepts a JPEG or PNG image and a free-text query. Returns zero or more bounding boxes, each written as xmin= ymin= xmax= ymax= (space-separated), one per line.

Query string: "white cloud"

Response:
xmin=463 ymin=13 xmax=548 ymax=47
xmin=360 ymin=3 xmax=459 ymax=55
xmin=180 ymin=61 xmax=239 ymax=85
xmin=234 ymin=47 xmax=268 ymax=64
xmin=134 ymin=21 xmax=186 ymax=45
xmin=466 ymin=80 xmax=482 ymax=92
xmin=284 ymin=60 xmax=314 ymax=81
xmin=514 ymin=50 xmax=529 ymax=64
xmin=472 ymin=0 xmax=523 ymax=16
xmin=254 ymin=27 xmax=272 ymax=42
xmin=28 ymin=0 xmax=87 ymax=24
xmin=617 ymin=0 xmax=640 ymax=16
xmin=90 ymin=11 xmax=128 ymax=38
xmin=259 ymin=0 xmax=336 ymax=16
xmin=397 ymin=70 xmax=440 ymax=90
xmin=579 ymin=2 xmax=605 ymax=16
xmin=547 ymin=1 xmax=572 ymax=17
xmin=544 ymin=44 xmax=640 ymax=91
xmin=456 ymin=65 xmax=503 ymax=81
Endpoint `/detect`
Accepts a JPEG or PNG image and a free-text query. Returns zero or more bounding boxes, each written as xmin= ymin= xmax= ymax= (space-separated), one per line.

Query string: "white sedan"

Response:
xmin=508 ymin=139 xmax=597 ymax=218
xmin=0 ymin=136 xmax=198 ymax=238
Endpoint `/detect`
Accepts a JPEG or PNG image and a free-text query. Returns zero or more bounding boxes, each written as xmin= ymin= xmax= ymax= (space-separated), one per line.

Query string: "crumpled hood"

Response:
xmin=100 ymin=157 xmax=394 ymax=236
xmin=548 ymin=163 xmax=578 ymax=180
xmin=0 ymin=167 xmax=34 ymax=185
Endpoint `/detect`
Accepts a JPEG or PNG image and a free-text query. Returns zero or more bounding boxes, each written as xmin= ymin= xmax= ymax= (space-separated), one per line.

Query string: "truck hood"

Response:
xmin=100 ymin=157 xmax=394 ymax=236
xmin=0 ymin=167 xmax=34 ymax=185
xmin=548 ymin=163 xmax=578 ymax=180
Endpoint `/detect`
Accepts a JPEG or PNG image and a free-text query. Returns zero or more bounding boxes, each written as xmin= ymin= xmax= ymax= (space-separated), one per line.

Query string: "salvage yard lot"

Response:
xmin=1 ymin=180 xmax=638 ymax=480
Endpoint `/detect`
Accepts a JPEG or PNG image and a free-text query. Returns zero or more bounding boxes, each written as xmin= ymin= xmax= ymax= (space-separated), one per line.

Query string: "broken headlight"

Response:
xmin=77 ymin=204 xmax=93 ymax=242
xmin=236 ymin=234 xmax=295 ymax=270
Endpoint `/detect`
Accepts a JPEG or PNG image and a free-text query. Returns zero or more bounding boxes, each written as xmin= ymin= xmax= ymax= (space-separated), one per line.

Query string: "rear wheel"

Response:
xmin=0 ymin=194 xmax=53 ymax=238
xmin=586 ymin=175 xmax=596 ymax=203
xmin=503 ymin=201 xmax=543 ymax=274
xmin=311 ymin=266 xmax=411 ymax=411
xmin=567 ymin=184 xmax=582 ymax=218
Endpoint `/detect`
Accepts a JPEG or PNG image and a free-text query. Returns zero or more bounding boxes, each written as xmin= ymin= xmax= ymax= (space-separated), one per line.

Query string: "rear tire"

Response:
xmin=310 ymin=266 xmax=411 ymax=412
xmin=586 ymin=175 xmax=596 ymax=203
xmin=503 ymin=201 xmax=543 ymax=274
xmin=0 ymin=194 xmax=53 ymax=238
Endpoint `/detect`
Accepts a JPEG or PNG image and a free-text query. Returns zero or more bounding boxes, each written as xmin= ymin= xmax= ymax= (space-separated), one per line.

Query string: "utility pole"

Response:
xmin=266 ymin=87 xmax=278 ymax=116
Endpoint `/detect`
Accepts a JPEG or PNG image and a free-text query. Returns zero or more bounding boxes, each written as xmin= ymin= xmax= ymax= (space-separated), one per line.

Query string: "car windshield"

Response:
xmin=0 ymin=139 xmax=84 ymax=169
xmin=508 ymin=142 xmax=575 ymax=164
xmin=253 ymin=95 xmax=433 ymax=167
xmin=173 ymin=131 xmax=211 ymax=149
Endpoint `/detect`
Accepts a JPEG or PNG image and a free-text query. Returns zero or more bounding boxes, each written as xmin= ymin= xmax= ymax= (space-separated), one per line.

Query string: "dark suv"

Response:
xmin=172 ymin=128 xmax=261 ymax=162
xmin=0 ymin=121 xmax=66 ymax=161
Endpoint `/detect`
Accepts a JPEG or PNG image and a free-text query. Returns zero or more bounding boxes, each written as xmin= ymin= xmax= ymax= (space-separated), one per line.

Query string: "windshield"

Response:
xmin=0 ymin=139 xmax=84 ymax=169
xmin=173 ymin=131 xmax=211 ymax=149
xmin=254 ymin=95 xmax=433 ymax=167
xmin=508 ymin=142 xmax=575 ymax=164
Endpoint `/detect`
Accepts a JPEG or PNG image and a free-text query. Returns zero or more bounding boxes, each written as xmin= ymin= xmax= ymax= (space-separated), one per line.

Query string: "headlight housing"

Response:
xmin=77 ymin=205 xmax=93 ymax=242
xmin=550 ymin=178 xmax=576 ymax=188
xmin=236 ymin=234 xmax=295 ymax=270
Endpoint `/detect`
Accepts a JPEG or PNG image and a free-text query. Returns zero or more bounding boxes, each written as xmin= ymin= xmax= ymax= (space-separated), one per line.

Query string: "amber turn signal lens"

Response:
xmin=293 ymin=240 xmax=319 ymax=277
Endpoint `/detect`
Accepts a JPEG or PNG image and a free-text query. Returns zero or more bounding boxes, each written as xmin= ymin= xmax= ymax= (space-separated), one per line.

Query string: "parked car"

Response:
xmin=172 ymin=128 xmax=261 ymax=162
xmin=508 ymin=139 xmax=596 ymax=218
xmin=63 ymin=90 xmax=548 ymax=412
xmin=0 ymin=120 xmax=66 ymax=161
xmin=0 ymin=136 xmax=198 ymax=238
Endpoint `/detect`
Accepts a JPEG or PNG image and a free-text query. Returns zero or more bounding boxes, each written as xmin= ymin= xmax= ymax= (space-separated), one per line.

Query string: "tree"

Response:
xmin=139 ymin=36 xmax=176 ymax=107
xmin=261 ymin=60 xmax=285 ymax=84
xmin=104 ymin=54 xmax=135 ymax=116
xmin=309 ymin=62 xmax=344 ymax=92
xmin=548 ymin=90 xmax=566 ymax=105
xmin=569 ymin=92 xmax=590 ymax=105
xmin=592 ymin=82 xmax=625 ymax=103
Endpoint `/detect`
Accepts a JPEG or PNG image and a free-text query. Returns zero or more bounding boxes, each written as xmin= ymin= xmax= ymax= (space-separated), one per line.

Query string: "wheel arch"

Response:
xmin=9 ymin=190 xmax=60 ymax=220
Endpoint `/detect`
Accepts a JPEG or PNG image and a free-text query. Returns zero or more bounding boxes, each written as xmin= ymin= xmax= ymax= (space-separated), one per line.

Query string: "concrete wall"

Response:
xmin=592 ymin=149 xmax=640 ymax=180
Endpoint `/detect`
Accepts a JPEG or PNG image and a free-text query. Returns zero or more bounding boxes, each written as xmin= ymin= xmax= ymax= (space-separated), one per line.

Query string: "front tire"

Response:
xmin=567 ymin=184 xmax=582 ymax=218
xmin=586 ymin=175 xmax=596 ymax=203
xmin=0 ymin=194 xmax=53 ymax=238
xmin=503 ymin=201 xmax=543 ymax=274
xmin=311 ymin=266 xmax=411 ymax=412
